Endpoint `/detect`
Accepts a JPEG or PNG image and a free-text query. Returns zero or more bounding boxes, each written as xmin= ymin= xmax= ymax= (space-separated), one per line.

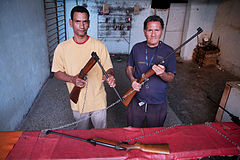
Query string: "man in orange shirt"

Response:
xmin=52 ymin=6 xmax=115 ymax=130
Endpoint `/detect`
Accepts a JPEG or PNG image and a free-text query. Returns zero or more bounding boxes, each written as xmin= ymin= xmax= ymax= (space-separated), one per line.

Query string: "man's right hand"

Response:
xmin=132 ymin=80 xmax=141 ymax=92
xmin=71 ymin=75 xmax=87 ymax=88
xmin=54 ymin=71 xmax=87 ymax=88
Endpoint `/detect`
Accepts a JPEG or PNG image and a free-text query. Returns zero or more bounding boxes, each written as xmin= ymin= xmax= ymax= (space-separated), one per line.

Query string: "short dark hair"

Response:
xmin=71 ymin=6 xmax=90 ymax=20
xmin=144 ymin=15 xmax=164 ymax=30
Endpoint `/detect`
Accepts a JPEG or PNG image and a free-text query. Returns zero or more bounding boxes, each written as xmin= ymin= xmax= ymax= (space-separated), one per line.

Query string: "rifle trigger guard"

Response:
xmin=83 ymin=75 xmax=88 ymax=81
xmin=142 ymin=74 xmax=149 ymax=83
xmin=115 ymin=142 xmax=126 ymax=151
xmin=79 ymin=70 xmax=87 ymax=80
xmin=87 ymin=139 xmax=97 ymax=146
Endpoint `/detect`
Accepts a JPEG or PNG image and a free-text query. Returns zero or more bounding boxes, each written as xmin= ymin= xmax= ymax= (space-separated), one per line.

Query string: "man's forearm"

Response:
xmin=126 ymin=66 xmax=136 ymax=83
xmin=106 ymin=68 xmax=115 ymax=76
xmin=158 ymin=72 xmax=175 ymax=82
xmin=54 ymin=71 xmax=75 ymax=84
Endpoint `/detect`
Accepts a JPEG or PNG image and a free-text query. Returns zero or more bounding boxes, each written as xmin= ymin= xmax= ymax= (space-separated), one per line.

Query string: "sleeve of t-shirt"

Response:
xmin=100 ymin=43 xmax=113 ymax=71
xmin=165 ymin=48 xmax=176 ymax=74
xmin=51 ymin=44 xmax=65 ymax=73
xmin=127 ymin=45 xmax=135 ymax=67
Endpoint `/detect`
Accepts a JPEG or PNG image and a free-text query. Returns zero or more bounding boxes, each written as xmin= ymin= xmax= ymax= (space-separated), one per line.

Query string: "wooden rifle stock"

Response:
xmin=69 ymin=52 xmax=99 ymax=104
xmin=93 ymin=137 xmax=170 ymax=154
xmin=122 ymin=27 xmax=203 ymax=107
xmin=46 ymin=130 xmax=169 ymax=155
xmin=122 ymin=69 xmax=155 ymax=107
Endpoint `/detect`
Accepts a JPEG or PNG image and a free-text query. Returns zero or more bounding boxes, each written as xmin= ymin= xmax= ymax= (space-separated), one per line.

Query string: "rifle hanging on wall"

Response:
xmin=122 ymin=27 xmax=203 ymax=107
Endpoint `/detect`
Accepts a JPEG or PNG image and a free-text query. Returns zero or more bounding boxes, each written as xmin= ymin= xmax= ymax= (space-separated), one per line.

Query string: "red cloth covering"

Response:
xmin=7 ymin=122 xmax=240 ymax=159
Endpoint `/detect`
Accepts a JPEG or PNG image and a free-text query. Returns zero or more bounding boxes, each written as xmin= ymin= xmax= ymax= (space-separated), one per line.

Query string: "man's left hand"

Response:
xmin=103 ymin=74 xmax=116 ymax=88
xmin=152 ymin=64 xmax=165 ymax=75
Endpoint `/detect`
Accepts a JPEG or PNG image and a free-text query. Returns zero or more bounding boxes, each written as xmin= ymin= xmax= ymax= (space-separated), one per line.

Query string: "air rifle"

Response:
xmin=207 ymin=96 xmax=240 ymax=126
xmin=46 ymin=130 xmax=170 ymax=154
xmin=69 ymin=52 xmax=99 ymax=104
xmin=122 ymin=27 xmax=203 ymax=107
xmin=95 ymin=54 xmax=124 ymax=102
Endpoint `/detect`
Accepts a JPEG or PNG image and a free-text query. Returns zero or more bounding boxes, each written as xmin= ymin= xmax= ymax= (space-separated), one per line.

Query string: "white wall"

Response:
xmin=212 ymin=0 xmax=240 ymax=77
xmin=0 ymin=0 xmax=49 ymax=130
xmin=163 ymin=3 xmax=187 ymax=51
xmin=65 ymin=0 xmax=187 ymax=54
xmin=181 ymin=0 xmax=220 ymax=60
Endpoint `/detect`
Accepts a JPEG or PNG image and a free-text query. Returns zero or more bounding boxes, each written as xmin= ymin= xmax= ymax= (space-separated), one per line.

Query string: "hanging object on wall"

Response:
xmin=126 ymin=9 xmax=130 ymax=15
xmin=103 ymin=4 xmax=110 ymax=15
xmin=76 ymin=0 xmax=87 ymax=7
xmin=125 ymin=17 xmax=132 ymax=23
xmin=105 ymin=17 xmax=109 ymax=23
xmin=99 ymin=9 xmax=103 ymax=15
xmin=151 ymin=0 xmax=170 ymax=9
xmin=119 ymin=24 xmax=124 ymax=30
xmin=151 ymin=0 xmax=188 ymax=9
xmin=134 ymin=5 xmax=140 ymax=15
xmin=113 ymin=25 xmax=117 ymax=30
xmin=82 ymin=3 xmax=87 ymax=8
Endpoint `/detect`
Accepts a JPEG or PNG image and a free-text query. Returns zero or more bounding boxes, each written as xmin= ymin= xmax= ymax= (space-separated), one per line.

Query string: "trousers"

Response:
xmin=127 ymin=96 xmax=168 ymax=128
xmin=73 ymin=109 xmax=107 ymax=130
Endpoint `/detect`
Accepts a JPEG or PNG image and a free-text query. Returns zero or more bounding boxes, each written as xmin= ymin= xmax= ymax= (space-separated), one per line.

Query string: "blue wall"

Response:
xmin=0 ymin=0 xmax=49 ymax=130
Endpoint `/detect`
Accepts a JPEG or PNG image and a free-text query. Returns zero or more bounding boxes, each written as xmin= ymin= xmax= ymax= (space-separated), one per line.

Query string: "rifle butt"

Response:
xmin=122 ymin=88 xmax=137 ymax=107
xmin=69 ymin=86 xmax=82 ymax=104
xmin=135 ymin=142 xmax=170 ymax=155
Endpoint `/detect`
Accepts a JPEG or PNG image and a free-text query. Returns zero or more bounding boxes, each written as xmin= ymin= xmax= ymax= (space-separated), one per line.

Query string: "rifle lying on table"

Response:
xmin=122 ymin=27 xmax=203 ymax=107
xmin=69 ymin=52 xmax=99 ymax=104
xmin=46 ymin=130 xmax=170 ymax=154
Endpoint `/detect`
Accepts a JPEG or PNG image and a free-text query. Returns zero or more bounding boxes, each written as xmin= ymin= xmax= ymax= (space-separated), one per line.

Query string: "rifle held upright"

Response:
xmin=69 ymin=52 xmax=99 ymax=103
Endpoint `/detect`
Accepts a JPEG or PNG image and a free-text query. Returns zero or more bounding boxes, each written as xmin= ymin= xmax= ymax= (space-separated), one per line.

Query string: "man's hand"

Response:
xmin=132 ymin=80 xmax=142 ymax=92
xmin=126 ymin=66 xmax=141 ymax=91
xmin=102 ymin=74 xmax=116 ymax=88
xmin=152 ymin=65 xmax=175 ymax=82
xmin=54 ymin=71 xmax=87 ymax=88
xmin=152 ymin=64 xmax=165 ymax=75
xmin=71 ymin=75 xmax=87 ymax=88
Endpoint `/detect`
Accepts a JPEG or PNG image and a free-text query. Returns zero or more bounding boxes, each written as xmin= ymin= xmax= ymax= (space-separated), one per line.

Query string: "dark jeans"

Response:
xmin=127 ymin=97 xmax=167 ymax=128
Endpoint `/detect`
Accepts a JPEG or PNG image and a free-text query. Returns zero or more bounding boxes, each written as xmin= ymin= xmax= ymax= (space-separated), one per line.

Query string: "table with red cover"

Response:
xmin=2 ymin=122 xmax=240 ymax=159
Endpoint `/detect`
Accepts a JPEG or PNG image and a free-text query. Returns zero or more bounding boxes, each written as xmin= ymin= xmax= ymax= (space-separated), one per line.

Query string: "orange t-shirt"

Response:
xmin=52 ymin=37 xmax=113 ymax=113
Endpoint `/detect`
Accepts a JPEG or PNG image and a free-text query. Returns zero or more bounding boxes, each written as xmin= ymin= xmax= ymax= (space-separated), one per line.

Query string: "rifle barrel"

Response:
xmin=207 ymin=96 xmax=240 ymax=126
xmin=207 ymin=96 xmax=231 ymax=115
xmin=96 ymin=57 xmax=123 ymax=102
xmin=46 ymin=130 xmax=88 ymax=142
xmin=46 ymin=130 xmax=126 ymax=150
xmin=161 ymin=27 xmax=203 ymax=63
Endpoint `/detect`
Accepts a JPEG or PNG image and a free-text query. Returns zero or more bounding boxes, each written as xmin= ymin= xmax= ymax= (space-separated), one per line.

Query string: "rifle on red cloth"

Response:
xmin=122 ymin=27 xmax=203 ymax=107
xmin=69 ymin=52 xmax=99 ymax=104
xmin=46 ymin=130 xmax=170 ymax=154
